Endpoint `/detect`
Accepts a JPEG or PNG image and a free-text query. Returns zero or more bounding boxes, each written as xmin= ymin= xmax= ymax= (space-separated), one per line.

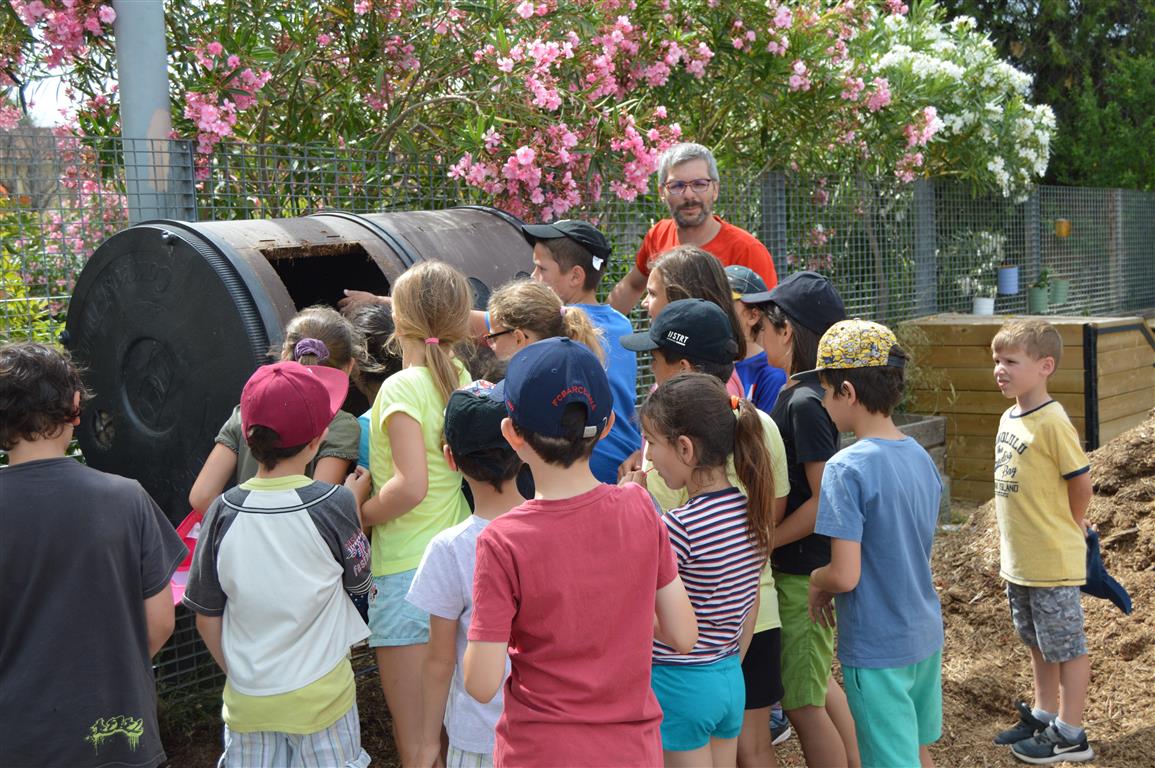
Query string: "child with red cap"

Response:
xmin=183 ymin=361 xmax=374 ymax=768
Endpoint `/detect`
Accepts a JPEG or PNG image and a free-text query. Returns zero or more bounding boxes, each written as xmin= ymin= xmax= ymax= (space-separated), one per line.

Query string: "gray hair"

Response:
xmin=656 ymin=142 xmax=719 ymax=185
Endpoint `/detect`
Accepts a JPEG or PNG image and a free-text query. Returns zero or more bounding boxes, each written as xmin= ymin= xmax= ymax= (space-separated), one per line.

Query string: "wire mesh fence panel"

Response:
xmin=3 ymin=129 xmax=1155 ymax=697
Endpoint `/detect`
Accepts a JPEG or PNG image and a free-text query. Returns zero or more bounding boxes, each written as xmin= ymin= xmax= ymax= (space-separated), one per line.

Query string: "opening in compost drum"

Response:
xmin=260 ymin=242 xmax=391 ymax=310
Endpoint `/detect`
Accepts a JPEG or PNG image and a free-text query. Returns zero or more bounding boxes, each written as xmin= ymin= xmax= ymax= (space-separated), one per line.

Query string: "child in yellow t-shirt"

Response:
xmin=362 ymin=260 xmax=473 ymax=762
xmin=990 ymin=318 xmax=1094 ymax=764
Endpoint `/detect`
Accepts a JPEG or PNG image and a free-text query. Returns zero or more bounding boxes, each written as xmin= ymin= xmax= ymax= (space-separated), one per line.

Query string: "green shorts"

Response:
xmin=843 ymin=650 xmax=943 ymax=767
xmin=774 ymin=571 xmax=835 ymax=710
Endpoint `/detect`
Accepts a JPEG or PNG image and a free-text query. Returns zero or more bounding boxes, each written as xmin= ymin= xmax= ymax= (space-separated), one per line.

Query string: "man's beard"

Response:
xmin=671 ymin=200 xmax=711 ymax=228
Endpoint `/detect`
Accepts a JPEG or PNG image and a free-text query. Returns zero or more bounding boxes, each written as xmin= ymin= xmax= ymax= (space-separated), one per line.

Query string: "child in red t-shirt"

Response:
xmin=464 ymin=337 xmax=698 ymax=766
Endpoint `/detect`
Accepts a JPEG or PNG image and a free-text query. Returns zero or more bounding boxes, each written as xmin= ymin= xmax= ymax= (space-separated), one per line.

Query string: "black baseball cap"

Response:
xmin=620 ymin=299 xmax=738 ymax=365
xmin=739 ymin=270 xmax=846 ymax=335
xmin=725 ymin=264 xmax=767 ymax=298
xmin=521 ymin=219 xmax=612 ymax=269
xmin=443 ymin=380 xmax=511 ymax=458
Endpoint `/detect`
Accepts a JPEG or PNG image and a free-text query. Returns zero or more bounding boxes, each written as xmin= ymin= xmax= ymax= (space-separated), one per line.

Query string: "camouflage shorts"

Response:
xmin=1006 ymin=583 xmax=1087 ymax=663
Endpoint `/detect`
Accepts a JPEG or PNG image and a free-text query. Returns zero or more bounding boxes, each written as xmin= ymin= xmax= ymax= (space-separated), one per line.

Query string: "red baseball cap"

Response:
xmin=240 ymin=361 xmax=349 ymax=447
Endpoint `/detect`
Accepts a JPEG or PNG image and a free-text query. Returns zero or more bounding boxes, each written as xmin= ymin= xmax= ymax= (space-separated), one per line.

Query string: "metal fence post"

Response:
xmin=760 ymin=172 xmax=788 ymax=276
xmin=913 ymin=179 xmax=936 ymax=316
xmin=1025 ymin=187 xmax=1042 ymax=285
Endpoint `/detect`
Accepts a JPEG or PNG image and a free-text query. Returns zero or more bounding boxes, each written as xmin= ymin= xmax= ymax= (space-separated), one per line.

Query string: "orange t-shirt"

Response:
xmin=634 ymin=216 xmax=778 ymax=289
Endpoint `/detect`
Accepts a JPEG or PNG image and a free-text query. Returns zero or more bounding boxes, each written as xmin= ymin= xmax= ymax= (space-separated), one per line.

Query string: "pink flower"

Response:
xmin=206 ymin=41 xmax=223 ymax=56
xmin=515 ymin=145 xmax=536 ymax=165
xmin=227 ymin=54 xmax=240 ymax=68
xmin=97 ymin=5 xmax=115 ymax=23
xmin=515 ymin=1 xmax=534 ymax=19
xmin=354 ymin=0 xmax=371 ymax=15
xmin=865 ymin=77 xmax=891 ymax=111
xmin=316 ymin=33 xmax=332 ymax=46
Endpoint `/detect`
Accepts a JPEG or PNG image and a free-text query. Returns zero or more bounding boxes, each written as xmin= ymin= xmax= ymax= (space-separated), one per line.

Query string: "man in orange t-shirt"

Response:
xmin=608 ymin=142 xmax=778 ymax=314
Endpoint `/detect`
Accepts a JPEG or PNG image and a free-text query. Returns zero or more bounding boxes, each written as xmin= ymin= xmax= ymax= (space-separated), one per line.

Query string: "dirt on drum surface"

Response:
xmin=161 ymin=413 xmax=1155 ymax=767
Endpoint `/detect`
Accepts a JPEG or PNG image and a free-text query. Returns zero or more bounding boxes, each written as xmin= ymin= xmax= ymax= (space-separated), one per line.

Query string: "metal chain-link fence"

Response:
xmin=2 ymin=129 xmax=1153 ymax=696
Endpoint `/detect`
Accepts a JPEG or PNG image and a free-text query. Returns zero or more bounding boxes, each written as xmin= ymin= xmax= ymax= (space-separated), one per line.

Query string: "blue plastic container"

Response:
xmin=998 ymin=266 xmax=1019 ymax=295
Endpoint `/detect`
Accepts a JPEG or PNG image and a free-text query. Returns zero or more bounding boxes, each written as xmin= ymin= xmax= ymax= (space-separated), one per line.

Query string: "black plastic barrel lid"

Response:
xmin=66 ymin=224 xmax=272 ymax=524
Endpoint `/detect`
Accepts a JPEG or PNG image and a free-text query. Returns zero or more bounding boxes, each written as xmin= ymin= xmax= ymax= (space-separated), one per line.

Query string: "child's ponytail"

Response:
xmin=641 ymin=373 xmax=775 ymax=557
xmin=559 ymin=306 xmax=605 ymax=363
xmin=732 ymin=397 xmax=775 ymax=556
xmin=487 ymin=280 xmax=606 ymax=363
xmin=391 ymin=260 xmax=473 ymax=406
xmin=278 ymin=305 xmax=366 ymax=371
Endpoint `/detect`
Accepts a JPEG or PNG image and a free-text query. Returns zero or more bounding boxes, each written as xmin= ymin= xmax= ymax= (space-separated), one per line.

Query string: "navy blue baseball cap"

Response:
xmin=739 ymin=270 xmax=846 ymax=335
xmin=725 ymin=264 xmax=767 ymax=298
xmin=620 ymin=298 xmax=739 ymax=365
xmin=502 ymin=337 xmax=612 ymax=439
xmin=1081 ymin=529 xmax=1132 ymax=614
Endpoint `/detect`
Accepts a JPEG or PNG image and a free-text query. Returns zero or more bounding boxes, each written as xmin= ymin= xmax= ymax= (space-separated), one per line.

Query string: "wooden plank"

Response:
xmin=1095 ymin=328 xmax=1153 ymax=352
xmin=1099 ymin=346 xmax=1155 ymax=375
xmin=921 ymin=346 xmax=1002 ymax=369
xmin=911 ymin=390 xmax=1085 ymax=417
xmin=953 ymin=477 xmax=995 ymax=502
xmin=1099 ymin=411 xmax=1151 ymax=445
xmin=934 ymin=368 xmax=1084 ymax=394
xmin=948 ymin=435 xmax=995 ymax=460
xmin=946 ymin=412 xmax=1086 ymax=439
xmin=904 ymin=321 xmax=1083 ymax=347
xmin=949 ymin=456 xmax=995 ymax=480
xmin=1098 ymin=367 xmax=1155 ymax=399
xmin=1099 ymin=388 xmax=1155 ymax=424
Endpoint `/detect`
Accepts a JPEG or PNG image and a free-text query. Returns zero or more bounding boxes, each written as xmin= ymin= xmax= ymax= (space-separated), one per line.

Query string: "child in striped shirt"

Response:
xmin=640 ymin=372 xmax=777 ymax=767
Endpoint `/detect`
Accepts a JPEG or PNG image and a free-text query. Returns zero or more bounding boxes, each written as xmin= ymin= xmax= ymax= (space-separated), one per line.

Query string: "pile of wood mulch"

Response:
xmin=934 ymin=411 xmax=1154 ymax=767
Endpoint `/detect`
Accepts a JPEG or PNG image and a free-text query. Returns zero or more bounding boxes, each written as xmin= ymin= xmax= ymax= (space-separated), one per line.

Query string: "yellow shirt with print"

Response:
xmin=368 ymin=361 xmax=472 ymax=576
xmin=994 ymin=400 xmax=1090 ymax=587
xmin=645 ymin=409 xmax=790 ymax=633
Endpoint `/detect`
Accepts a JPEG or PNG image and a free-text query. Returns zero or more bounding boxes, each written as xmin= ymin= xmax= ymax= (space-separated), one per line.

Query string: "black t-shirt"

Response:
xmin=0 ymin=458 xmax=186 ymax=768
xmin=769 ymin=383 xmax=840 ymax=574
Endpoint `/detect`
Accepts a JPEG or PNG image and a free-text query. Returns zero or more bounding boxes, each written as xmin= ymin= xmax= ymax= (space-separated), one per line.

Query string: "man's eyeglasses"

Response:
xmin=663 ymin=178 xmax=714 ymax=197
xmin=484 ymin=328 xmax=515 ymax=345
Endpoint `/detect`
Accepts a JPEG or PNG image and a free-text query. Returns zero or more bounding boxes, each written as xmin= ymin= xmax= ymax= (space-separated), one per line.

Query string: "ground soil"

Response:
xmin=161 ymin=414 xmax=1155 ymax=767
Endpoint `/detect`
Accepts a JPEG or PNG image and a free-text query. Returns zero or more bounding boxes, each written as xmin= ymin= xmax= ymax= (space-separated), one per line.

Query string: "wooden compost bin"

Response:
xmin=903 ymin=313 xmax=1155 ymax=502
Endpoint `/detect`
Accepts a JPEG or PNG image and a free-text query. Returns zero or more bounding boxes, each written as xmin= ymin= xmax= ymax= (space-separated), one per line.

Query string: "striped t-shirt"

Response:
xmin=653 ymin=487 xmax=763 ymax=665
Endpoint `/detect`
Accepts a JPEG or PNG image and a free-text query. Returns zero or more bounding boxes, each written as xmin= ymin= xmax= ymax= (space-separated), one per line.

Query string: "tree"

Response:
xmin=3 ymin=0 xmax=1057 ymax=216
xmin=941 ymin=0 xmax=1155 ymax=189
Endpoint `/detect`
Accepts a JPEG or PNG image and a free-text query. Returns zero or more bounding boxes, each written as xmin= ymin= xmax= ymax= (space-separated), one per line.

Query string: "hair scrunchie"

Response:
xmin=730 ymin=395 xmax=741 ymax=410
xmin=559 ymin=306 xmax=567 ymax=318
xmin=425 ymin=337 xmax=440 ymax=345
xmin=294 ymin=338 xmax=330 ymax=363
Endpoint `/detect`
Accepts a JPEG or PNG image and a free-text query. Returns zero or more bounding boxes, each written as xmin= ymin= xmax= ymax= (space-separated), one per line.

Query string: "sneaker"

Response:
xmin=1011 ymin=724 xmax=1093 ymax=764
xmin=995 ymin=701 xmax=1049 ymax=745
xmin=770 ymin=710 xmax=792 ymax=746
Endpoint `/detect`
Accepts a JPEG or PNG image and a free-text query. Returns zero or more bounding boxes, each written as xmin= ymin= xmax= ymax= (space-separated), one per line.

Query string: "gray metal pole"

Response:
xmin=113 ymin=0 xmax=192 ymax=222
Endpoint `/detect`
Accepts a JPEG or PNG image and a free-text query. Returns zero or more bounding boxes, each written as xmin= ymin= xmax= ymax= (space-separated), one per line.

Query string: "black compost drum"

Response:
xmin=64 ymin=207 xmax=531 ymax=523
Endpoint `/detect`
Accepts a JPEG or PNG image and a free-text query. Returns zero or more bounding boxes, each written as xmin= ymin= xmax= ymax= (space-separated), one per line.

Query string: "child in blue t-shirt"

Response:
xmin=725 ymin=265 xmax=787 ymax=412
xmin=801 ymin=320 xmax=945 ymax=768
xmin=519 ymin=219 xmax=641 ymax=483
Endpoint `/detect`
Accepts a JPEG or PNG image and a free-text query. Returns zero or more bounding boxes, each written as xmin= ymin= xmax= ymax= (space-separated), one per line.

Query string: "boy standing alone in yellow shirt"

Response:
xmin=990 ymin=319 xmax=1094 ymax=764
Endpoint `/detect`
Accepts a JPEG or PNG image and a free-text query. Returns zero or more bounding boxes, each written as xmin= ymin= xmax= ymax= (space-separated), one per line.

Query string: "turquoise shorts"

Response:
xmin=843 ymin=650 xmax=943 ymax=767
xmin=367 ymin=569 xmax=429 ymax=647
xmin=652 ymin=654 xmax=745 ymax=751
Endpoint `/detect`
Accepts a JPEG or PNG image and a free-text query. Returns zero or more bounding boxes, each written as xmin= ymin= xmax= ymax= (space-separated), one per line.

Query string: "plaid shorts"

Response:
xmin=1006 ymin=583 xmax=1087 ymax=663
xmin=218 ymin=703 xmax=370 ymax=768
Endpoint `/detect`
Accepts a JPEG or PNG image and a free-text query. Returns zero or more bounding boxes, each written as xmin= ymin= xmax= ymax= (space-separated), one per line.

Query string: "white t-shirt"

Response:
xmin=407 ymin=515 xmax=508 ymax=754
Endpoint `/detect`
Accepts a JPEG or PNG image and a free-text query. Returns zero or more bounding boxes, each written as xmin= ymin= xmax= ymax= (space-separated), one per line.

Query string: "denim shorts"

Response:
xmin=1006 ymin=583 xmax=1087 ymax=662
xmin=367 ymin=569 xmax=429 ymax=647
xmin=652 ymin=654 xmax=745 ymax=751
